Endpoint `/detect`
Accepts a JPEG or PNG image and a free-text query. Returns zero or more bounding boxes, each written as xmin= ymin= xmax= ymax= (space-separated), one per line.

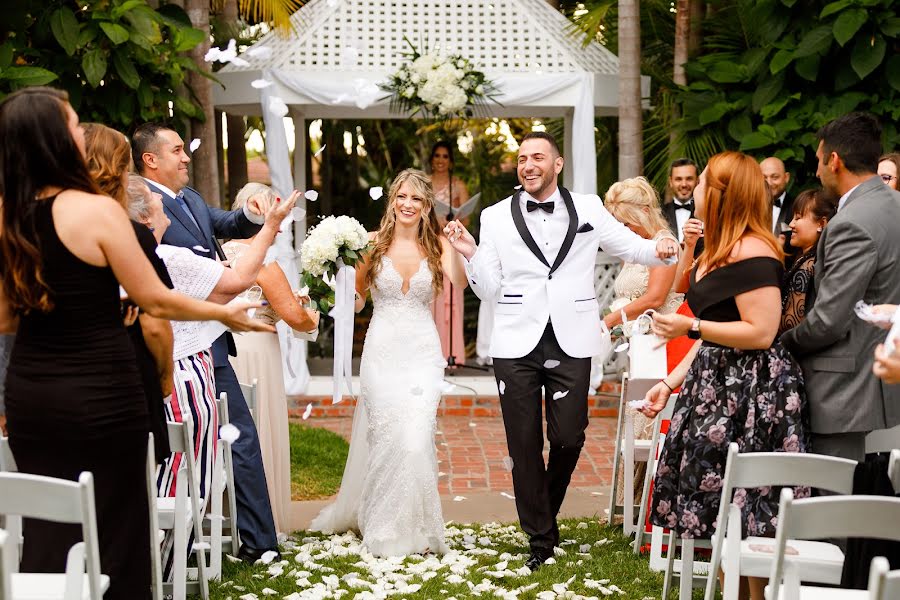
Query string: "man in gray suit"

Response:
xmin=782 ymin=112 xmax=900 ymax=461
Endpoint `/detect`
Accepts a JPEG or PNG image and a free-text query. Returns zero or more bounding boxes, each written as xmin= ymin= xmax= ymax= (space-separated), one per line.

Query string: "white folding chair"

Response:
xmin=865 ymin=424 xmax=900 ymax=454
xmin=147 ymin=434 xmax=164 ymax=600
xmin=0 ymin=437 xmax=22 ymax=566
xmin=766 ymin=490 xmax=900 ymax=600
xmin=0 ymin=528 xmax=13 ymax=600
xmin=0 ymin=471 xmax=109 ymax=600
xmin=889 ymin=449 xmax=900 ymax=493
xmin=633 ymin=394 xmax=677 ymax=554
xmin=154 ymin=419 xmax=210 ymax=600
xmin=607 ymin=373 xmax=660 ymax=535
xmin=239 ymin=379 xmax=259 ymax=425
xmin=201 ymin=392 xmax=240 ymax=579
xmin=703 ymin=444 xmax=857 ymax=600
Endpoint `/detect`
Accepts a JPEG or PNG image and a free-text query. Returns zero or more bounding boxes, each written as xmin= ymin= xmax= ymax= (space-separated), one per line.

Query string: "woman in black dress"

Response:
xmin=0 ymin=87 xmax=273 ymax=599
xmin=778 ymin=188 xmax=836 ymax=336
xmin=84 ymin=122 xmax=175 ymax=461
xmin=641 ymin=151 xmax=810 ymax=600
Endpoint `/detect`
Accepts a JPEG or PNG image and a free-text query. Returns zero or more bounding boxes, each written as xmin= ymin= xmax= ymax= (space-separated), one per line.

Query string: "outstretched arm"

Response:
xmin=446 ymin=216 xmax=501 ymax=301
xmin=595 ymin=202 xmax=677 ymax=266
xmin=441 ymin=237 xmax=468 ymax=290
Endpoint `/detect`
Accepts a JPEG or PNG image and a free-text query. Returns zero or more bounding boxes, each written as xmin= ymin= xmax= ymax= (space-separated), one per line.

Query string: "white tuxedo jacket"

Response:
xmin=466 ymin=187 xmax=667 ymax=359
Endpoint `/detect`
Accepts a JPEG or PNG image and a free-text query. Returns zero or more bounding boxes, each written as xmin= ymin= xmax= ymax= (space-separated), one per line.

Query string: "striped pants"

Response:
xmin=156 ymin=349 xmax=218 ymax=579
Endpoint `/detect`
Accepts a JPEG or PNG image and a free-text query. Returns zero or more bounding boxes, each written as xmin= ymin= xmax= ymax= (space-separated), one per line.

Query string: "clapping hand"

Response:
xmin=682 ymin=218 xmax=704 ymax=249
xmin=444 ymin=219 xmax=477 ymax=260
xmin=264 ymin=190 xmax=299 ymax=225
xmin=247 ymin=191 xmax=275 ymax=217
xmin=873 ymin=343 xmax=900 ymax=384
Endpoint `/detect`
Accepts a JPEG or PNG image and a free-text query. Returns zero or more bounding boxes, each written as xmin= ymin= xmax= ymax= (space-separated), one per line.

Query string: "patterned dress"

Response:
xmin=779 ymin=250 xmax=816 ymax=336
xmin=650 ymin=257 xmax=810 ymax=539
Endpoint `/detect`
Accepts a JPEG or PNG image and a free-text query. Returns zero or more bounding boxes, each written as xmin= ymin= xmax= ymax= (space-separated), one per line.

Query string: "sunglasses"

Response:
xmin=883 ymin=174 xmax=897 ymax=183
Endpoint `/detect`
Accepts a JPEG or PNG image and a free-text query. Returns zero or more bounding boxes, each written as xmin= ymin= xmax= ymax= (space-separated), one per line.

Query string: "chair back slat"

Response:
xmin=866 ymin=425 xmax=900 ymax=454
xmin=727 ymin=451 xmax=857 ymax=493
xmin=0 ymin=438 xmax=15 ymax=472
xmin=784 ymin=495 xmax=900 ymax=542
xmin=889 ymin=449 xmax=900 ymax=493
xmin=0 ymin=472 xmax=87 ymax=523
xmin=165 ymin=420 xmax=192 ymax=455
xmin=0 ymin=528 xmax=12 ymax=600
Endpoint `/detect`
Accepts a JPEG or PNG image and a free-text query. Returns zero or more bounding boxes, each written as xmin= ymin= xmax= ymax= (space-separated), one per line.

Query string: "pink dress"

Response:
xmin=431 ymin=179 xmax=467 ymax=364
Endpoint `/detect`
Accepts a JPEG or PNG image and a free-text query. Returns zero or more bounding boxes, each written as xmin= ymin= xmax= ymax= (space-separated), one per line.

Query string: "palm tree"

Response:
xmin=618 ymin=0 xmax=642 ymax=178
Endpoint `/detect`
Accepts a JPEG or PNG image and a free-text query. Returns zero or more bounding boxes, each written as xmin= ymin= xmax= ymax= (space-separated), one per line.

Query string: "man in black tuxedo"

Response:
xmin=760 ymin=156 xmax=794 ymax=236
xmin=132 ymin=122 xmax=279 ymax=562
xmin=662 ymin=158 xmax=698 ymax=243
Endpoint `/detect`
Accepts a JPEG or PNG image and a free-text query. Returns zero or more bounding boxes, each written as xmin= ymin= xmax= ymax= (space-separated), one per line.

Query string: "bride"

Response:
xmin=310 ymin=169 xmax=467 ymax=556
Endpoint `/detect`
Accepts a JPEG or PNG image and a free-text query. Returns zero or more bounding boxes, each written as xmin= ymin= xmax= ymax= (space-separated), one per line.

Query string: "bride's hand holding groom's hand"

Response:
xmin=443 ymin=220 xmax=477 ymax=260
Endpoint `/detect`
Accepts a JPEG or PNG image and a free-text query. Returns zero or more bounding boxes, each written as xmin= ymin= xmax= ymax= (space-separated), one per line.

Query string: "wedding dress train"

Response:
xmin=310 ymin=256 xmax=448 ymax=556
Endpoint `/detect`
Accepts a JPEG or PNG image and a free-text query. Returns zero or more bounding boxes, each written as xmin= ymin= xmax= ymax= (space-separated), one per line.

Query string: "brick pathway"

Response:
xmin=297 ymin=413 xmax=616 ymax=496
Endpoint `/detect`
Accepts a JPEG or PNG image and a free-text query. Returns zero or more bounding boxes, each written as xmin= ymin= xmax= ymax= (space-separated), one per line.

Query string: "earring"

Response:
xmin=816 ymin=227 xmax=822 ymax=232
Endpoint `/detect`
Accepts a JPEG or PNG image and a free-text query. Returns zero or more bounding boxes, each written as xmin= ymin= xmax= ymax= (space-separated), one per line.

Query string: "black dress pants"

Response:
xmin=492 ymin=321 xmax=591 ymax=554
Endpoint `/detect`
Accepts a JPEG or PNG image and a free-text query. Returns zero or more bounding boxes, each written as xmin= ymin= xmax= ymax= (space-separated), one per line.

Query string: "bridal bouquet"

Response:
xmin=381 ymin=37 xmax=498 ymax=121
xmin=299 ymin=215 xmax=369 ymax=314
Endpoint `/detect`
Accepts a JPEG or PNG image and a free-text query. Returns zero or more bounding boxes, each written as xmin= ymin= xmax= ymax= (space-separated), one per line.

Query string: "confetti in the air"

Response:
xmin=498 ymin=380 xmax=506 ymax=395
xmin=552 ymin=390 xmax=569 ymax=400
xmin=341 ymin=46 xmax=360 ymax=67
xmin=543 ymin=359 xmax=560 ymax=369
xmin=268 ymin=96 xmax=288 ymax=118
xmin=314 ymin=144 xmax=326 ymax=157
xmin=411 ymin=386 xmax=424 ymax=396
xmin=500 ymin=491 xmax=515 ymax=500
xmin=189 ymin=138 xmax=201 ymax=153
xmin=291 ymin=207 xmax=307 ymax=221
xmin=615 ymin=343 xmax=630 ymax=353
xmin=304 ymin=190 xmax=319 ymax=201
xmin=251 ymin=78 xmax=273 ymax=89
xmin=501 ymin=456 xmax=514 ymax=471
xmin=627 ymin=399 xmax=650 ymax=410
xmin=369 ymin=186 xmax=384 ymax=200
xmin=246 ymin=46 xmax=273 ymax=59
xmin=220 ymin=423 xmax=240 ymax=443
xmin=302 ymin=403 xmax=313 ymax=420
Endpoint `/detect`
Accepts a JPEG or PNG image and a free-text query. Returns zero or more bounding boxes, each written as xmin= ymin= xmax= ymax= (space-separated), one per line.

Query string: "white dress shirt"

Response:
xmin=520 ymin=188 xmax=568 ymax=264
xmin=772 ymin=192 xmax=786 ymax=233
xmin=142 ymin=177 xmax=265 ymax=225
xmin=673 ymin=199 xmax=692 ymax=242
xmin=837 ymin=184 xmax=861 ymax=213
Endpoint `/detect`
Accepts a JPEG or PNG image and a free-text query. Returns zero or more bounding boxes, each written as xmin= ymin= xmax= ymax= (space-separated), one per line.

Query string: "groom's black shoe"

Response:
xmin=525 ymin=548 xmax=553 ymax=572
xmin=237 ymin=544 xmax=281 ymax=563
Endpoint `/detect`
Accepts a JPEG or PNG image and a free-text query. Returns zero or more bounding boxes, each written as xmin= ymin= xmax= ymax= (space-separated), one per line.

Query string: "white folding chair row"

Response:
xmin=872 ymin=555 xmax=900 ymax=599
xmin=865 ymin=424 xmax=900 ymax=455
xmin=633 ymin=394 xmax=676 ymax=554
xmin=202 ymin=392 xmax=240 ymax=580
xmin=0 ymin=437 xmax=22 ymax=565
xmin=766 ymin=490 xmax=900 ymax=600
xmin=0 ymin=471 xmax=108 ymax=600
xmin=152 ymin=418 xmax=210 ymax=600
xmin=239 ymin=379 xmax=259 ymax=425
xmin=702 ymin=444 xmax=857 ymax=600
xmin=607 ymin=374 xmax=661 ymax=536
xmin=889 ymin=449 xmax=900 ymax=493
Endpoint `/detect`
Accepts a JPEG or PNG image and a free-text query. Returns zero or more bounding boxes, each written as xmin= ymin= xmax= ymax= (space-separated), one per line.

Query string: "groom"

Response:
xmin=446 ymin=132 xmax=677 ymax=570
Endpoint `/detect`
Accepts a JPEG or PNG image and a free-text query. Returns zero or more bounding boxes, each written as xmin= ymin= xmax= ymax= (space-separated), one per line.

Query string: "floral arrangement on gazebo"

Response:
xmin=380 ymin=38 xmax=498 ymax=120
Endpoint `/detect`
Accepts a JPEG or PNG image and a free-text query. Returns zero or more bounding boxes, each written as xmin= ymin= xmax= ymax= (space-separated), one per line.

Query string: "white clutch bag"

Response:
xmin=627 ymin=312 xmax=668 ymax=380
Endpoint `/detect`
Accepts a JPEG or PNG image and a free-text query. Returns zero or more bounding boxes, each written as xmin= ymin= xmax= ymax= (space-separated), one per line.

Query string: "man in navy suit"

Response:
xmin=132 ymin=122 xmax=279 ymax=561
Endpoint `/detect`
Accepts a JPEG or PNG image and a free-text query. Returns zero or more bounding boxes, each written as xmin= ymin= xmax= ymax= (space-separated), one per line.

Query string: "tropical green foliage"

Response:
xmin=0 ymin=0 xmax=206 ymax=129
xmin=679 ymin=0 xmax=899 ymax=185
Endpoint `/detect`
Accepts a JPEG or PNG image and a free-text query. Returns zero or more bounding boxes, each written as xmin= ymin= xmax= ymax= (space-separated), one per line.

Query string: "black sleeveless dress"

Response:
xmin=649 ymin=257 xmax=810 ymax=539
xmin=5 ymin=196 xmax=150 ymax=598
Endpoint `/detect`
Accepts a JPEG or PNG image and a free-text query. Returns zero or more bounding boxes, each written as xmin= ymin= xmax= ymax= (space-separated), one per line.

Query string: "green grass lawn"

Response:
xmin=211 ymin=518 xmax=672 ymax=599
xmin=289 ymin=423 xmax=350 ymax=500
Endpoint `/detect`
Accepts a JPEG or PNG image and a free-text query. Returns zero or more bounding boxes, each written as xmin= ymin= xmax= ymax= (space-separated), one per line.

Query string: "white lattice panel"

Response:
xmin=223 ymin=0 xmax=619 ymax=75
xmin=595 ymin=251 xmax=623 ymax=374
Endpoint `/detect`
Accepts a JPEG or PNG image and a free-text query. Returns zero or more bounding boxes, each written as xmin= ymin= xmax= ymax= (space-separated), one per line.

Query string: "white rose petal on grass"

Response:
xmin=251 ymin=78 xmax=274 ymax=89
xmin=225 ymin=553 xmax=241 ymax=563
xmin=501 ymin=456 xmax=514 ymax=471
xmin=543 ymin=359 xmax=561 ymax=369
xmin=543 ymin=557 xmax=556 ymax=565
xmin=314 ymin=144 xmax=326 ymax=157
xmin=189 ymin=138 xmax=201 ymax=153
xmin=257 ymin=550 xmax=279 ymax=564
xmin=552 ymin=390 xmax=569 ymax=400
xmin=579 ymin=544 xmax=591 ymax=553
xmin=261 ymin=588 xmax=277 ymax=596
xmin=302 ymin=403 xmax=313 ymax=420
xmin=369 ymin=186 xmax=384 ymax=200
xmin=220 ymin=423 xmax=240 ymax=443
xmin=576 ymin=522 xmax=589 ymax=529
xmin=453 ymin=495 xmax=467 ymax=502
xmin=498 ymin=380 xmax=506 ymax=395
xmin=304 ymin=190 xmax=319 ymax=201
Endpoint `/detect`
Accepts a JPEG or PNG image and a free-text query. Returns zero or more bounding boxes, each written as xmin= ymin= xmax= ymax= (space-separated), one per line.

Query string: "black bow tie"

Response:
xmin=527 ymin=200 xmax=554 ymax=214
xmin=773 ymin=196 xmax=783 ymax=208
xmin=674 ymin=201 xmax=693 ymax=212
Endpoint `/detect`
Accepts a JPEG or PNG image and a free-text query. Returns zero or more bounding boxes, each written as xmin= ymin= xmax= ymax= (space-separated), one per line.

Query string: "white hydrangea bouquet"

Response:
xmin=299 ymin=215 xmax=369 ymax=314
xmin=381 ymin=37 xmax=498 ymax=120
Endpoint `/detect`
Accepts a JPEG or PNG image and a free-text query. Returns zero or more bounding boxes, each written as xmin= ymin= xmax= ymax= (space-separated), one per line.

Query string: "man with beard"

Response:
xmin=443 ymin=132 xmax=678 ymax=570
xmin=662 ymin=158 xmax=698 ymax=244
xmin=781 ymin=113 xmax=900 ymax=461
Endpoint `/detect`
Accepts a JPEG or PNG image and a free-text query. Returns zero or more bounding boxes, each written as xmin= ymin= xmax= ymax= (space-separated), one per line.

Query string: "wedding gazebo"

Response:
xmin=213 ymin=0 xmax=647 ymax=393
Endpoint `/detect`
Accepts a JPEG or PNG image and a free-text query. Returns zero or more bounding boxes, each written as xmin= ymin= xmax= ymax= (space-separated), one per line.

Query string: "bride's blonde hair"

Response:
xmin=604 ymin=177 xmax=672 ymax=238
xmin=366 ymin=169 xmax=444 ymax=295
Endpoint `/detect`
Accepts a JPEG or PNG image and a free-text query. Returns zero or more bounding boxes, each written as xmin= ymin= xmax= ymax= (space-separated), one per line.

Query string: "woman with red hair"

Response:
xmin=640 ymin=151 xmax=810 ymax=599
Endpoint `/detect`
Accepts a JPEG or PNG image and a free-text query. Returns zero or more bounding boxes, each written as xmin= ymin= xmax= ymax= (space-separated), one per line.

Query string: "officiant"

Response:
xmin=429 ymin=141 xmax=472 ymax=365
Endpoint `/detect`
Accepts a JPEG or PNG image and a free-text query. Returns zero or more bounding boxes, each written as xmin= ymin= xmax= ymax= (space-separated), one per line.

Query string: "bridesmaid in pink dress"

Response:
xmin=429 ymin=141 xmax=469 ymax=365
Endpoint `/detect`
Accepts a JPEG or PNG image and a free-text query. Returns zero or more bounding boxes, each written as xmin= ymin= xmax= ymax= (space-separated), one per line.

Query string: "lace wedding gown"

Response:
xmin=310 ymin=256 xmax=448 ymax=556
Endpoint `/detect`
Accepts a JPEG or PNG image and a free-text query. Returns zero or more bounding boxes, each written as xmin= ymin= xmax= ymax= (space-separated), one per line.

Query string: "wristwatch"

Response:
xmin=687 ymin=318 xmax=702 ymax=340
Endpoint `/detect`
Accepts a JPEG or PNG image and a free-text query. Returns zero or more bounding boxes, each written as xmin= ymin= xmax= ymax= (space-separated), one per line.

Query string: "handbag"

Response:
xmin=627 ymin=312 xmax=668 ymax=380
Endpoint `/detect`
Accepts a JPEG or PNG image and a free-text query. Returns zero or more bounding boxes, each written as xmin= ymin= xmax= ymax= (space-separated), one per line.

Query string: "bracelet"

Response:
xmin=661 ymin=379 xmax=675 ymax=393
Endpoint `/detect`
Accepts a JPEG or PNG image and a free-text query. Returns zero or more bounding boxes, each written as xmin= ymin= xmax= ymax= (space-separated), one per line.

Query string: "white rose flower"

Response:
xmin=475 ymin=84 xmax=484 ymax=95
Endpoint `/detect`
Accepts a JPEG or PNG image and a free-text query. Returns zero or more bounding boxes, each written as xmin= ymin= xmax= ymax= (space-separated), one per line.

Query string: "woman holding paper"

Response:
xmin=223 ymin=182 xmax=320 ymax=533
xmin=429 ymin=141 xmax=470 ymax=364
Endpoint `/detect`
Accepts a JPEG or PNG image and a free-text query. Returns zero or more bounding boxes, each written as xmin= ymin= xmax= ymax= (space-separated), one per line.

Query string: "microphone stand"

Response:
xmin=443 ymin=169 xmax=489 ymax=374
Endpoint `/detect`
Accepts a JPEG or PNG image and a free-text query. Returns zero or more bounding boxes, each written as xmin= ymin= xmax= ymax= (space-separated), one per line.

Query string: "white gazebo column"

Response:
xmin=289 ymin=107 xmax=308 ymax=248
